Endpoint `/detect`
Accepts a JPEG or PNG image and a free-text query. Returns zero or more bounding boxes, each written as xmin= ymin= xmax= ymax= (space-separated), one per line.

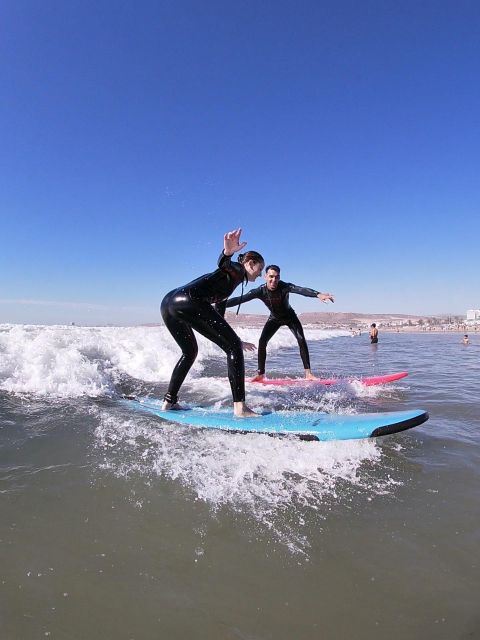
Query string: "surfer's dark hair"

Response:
xmin=265 ymin=264 xmax=281 ymax=273
xmin=238 ymin=251 xmax=264 ymax=265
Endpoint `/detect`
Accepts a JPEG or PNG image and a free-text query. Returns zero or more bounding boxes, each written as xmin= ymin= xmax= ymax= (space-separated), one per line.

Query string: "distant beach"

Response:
xmin=224 ymin=311 xmax=477 ymax=334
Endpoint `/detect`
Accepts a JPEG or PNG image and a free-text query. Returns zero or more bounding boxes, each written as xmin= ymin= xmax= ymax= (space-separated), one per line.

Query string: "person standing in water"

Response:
xmin=463 ymin=334 xmax=469 ymax=345
xmin=161 ymin=229 xmax=264 ymax=417
xmin=369 ymin=323 xmax=379 ymax=344
xmin=224 ymin=264 xmax=334 ymax=380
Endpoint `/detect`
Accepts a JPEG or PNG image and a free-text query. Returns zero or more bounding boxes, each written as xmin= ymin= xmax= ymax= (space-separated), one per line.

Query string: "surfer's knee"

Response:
xmin=223 ymin=334 xmax=243 ymax=358
xmin=181 ymin=342 xmax=198 ymax=365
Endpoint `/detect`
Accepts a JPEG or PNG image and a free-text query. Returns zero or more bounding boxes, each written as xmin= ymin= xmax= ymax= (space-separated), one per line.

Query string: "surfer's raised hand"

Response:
xmin=241 ymin=341 xmax=256 ymax=352
xmin=224 ymin=228 xmax=247 ymax=257
xmin=318 ymin=292 xmax=334 ymax=303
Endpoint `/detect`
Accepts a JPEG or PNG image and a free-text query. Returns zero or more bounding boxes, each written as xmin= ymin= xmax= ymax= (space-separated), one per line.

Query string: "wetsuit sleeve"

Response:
xmin=217 ymin=251 xmax=246 ymax=282
xmin=224 ymin=287 xmax=262 ymax=308
xmin=217 ymin=251 xmax=232 ymax=269
xmin=287 ymin=283 xmax=320 ymax=297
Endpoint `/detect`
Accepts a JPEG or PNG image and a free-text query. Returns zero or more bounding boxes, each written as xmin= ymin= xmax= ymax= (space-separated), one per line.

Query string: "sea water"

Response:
xmin=0 ymin=324 xmax=479 ymax=639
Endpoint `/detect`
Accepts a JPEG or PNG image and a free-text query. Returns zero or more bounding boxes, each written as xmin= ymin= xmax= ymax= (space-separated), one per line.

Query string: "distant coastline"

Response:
xmin=219 ymin=311 xmax=477 ymax=334
xmin=138 ymin=311 xmax=477 ymax=333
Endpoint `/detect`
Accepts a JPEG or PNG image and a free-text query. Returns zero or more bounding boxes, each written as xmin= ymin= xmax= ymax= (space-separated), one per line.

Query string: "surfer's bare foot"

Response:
xmin=162 ymin=401 xmax=185 ymax=411
xmin=305 ymin=369 xmax=317 ymax=380
xmin=250 ymin=374 xmax=265 ymax=382
xmin=233 ymin=401 xmax=260 ymax=418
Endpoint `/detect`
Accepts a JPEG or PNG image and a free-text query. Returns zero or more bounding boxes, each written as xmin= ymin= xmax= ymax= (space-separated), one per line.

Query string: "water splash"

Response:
xmin=94 ymin=407 xmax=392 ymax=554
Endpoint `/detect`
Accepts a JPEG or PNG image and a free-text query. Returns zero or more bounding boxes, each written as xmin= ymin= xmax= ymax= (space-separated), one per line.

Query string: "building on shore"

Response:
xmin=466 ymin=309 xmax=480 ymax=324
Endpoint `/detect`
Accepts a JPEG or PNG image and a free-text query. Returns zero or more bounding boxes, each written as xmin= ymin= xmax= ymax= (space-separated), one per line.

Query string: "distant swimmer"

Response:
xmin=161 ymin=229 xmax=265 ymax=417
xmin=223 ymin=264 xmax=334 ymax=380
xmin=370 ymin=323 xmax=379 ymax=344
xmin=463 ymin=334 xmax=469 ymax=345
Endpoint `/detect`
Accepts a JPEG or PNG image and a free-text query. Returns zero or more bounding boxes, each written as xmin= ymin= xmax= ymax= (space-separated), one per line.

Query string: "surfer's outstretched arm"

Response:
xmin=224 ymin=288 xmax=261 ymax=308
xmin=288 ymin=284 xmax=334 ymax=303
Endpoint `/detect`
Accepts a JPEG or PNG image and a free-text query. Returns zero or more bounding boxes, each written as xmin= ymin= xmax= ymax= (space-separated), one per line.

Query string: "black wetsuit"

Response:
xmin=161 ymin=252 xmax=247 ymax=404
xmin=225 ymin=281 xmax=319 ymax=374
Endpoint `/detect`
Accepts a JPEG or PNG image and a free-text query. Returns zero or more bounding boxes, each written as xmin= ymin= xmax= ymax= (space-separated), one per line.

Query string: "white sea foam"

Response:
xmin=95 ymin=406 xmax=387 ymax=553
xmin=0 ymin=323 xmax=349 ymax=397
xmin=0 ymin=321 xmax=392 ymax=553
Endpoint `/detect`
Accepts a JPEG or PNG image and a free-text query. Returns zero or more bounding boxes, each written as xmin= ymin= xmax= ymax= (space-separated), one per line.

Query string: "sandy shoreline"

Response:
xmin=222 ymin=311 xmax=476 ymax=334
xmin=140 ymin=311 xmax=477 ymax=334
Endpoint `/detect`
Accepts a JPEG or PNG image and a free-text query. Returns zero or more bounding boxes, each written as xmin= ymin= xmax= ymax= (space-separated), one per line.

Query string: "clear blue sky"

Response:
xmin=1 ymin=0 xmax=479 ymax=324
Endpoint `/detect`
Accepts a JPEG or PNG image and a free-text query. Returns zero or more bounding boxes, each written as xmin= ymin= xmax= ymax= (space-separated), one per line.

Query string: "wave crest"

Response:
xmin=0 ymin=324 xmax=348 ymax=397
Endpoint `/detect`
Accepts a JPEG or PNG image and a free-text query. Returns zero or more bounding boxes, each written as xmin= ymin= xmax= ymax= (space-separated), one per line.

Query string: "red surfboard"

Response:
xmin=249 ymin=371 xmax=408 ymax=387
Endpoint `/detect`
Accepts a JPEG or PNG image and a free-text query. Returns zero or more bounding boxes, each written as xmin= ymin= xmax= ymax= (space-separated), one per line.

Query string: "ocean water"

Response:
xmin=1 ymin=324 xmax=479 ymax=640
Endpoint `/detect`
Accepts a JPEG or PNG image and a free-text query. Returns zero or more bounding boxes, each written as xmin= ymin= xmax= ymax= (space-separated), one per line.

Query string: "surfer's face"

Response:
xmin=244 ymin=260 xmax=264 ymax=282
xmin=265 ymin=269 xmax=280 ymax=290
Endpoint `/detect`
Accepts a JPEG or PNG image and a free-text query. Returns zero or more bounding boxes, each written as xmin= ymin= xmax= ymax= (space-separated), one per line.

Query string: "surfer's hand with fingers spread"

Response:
xmin=318 ymin=292 xmax=334 ymax=303
xmin=224 ymin=228 xmax=247 ymax=256
xmin=241 ymin=341 xmax=256 ymax=352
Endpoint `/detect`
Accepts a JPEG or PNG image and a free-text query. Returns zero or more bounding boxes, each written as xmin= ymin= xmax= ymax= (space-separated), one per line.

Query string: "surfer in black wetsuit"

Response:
xmin=224 ymin=265 xmax=334 ymax=380
xmin=161 ymin=228 xmax=264 ymax=417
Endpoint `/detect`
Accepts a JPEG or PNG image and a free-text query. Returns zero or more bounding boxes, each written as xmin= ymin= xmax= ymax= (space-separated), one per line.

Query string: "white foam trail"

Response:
xmin=95 ymin=407 xmax=389 ymax=553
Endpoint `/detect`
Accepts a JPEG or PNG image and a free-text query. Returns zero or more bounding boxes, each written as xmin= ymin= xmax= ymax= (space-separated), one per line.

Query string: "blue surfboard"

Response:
xmin=124 ymin=398 xmax=429 ymax=441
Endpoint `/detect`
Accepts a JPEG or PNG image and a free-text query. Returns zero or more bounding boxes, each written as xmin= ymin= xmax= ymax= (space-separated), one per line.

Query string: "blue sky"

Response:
xmin=1 ymin=0 xmax=479 ymax=325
